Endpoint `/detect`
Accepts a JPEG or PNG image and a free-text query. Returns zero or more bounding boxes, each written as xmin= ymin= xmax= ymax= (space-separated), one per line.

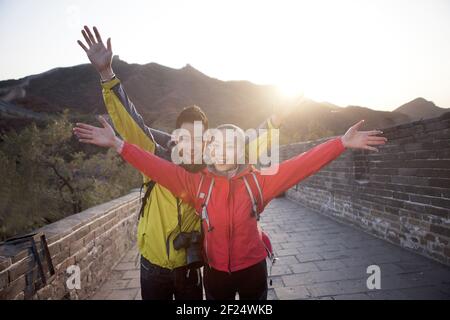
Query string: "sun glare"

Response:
xmin=277 ymin=83 xmax=304 ymax=99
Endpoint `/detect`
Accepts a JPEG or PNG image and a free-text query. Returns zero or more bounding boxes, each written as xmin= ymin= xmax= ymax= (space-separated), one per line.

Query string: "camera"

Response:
xmin=173 ymin=231 xmax=204 ymax=269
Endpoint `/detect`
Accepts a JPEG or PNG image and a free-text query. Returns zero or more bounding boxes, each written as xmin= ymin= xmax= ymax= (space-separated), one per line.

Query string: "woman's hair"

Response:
xmin=176 ymin=105 xmax=209 ymax=129
xmin=216 ymin=124 xmax=246 ymax=144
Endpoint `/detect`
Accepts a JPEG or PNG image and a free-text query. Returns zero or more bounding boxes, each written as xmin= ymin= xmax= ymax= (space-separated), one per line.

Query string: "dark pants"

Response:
xmin=140 ymin=255 xmax=203 ymax=300
xmin=204 ymin=259 xmax=268 ymax=300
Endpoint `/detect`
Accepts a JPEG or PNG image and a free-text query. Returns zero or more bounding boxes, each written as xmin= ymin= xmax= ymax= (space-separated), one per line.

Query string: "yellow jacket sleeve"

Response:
xmin=101 ymin=77 xmax=172 ymax=181
xmin=246 ymin=117 xmax=277 ymax=163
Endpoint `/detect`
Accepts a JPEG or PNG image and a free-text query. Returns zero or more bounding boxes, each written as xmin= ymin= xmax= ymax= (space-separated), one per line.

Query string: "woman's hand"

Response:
xmin=77 ymin=26 xmax=114 ymax=81
xmin=73 ymin=116 xmax=124 ymax=152
xmin=341 ymin=120 xmax=387 ymax=152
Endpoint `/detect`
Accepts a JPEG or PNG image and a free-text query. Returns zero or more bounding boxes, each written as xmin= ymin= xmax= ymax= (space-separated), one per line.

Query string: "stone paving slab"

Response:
xmin=90 ymin=197 xmax=450 ymax=300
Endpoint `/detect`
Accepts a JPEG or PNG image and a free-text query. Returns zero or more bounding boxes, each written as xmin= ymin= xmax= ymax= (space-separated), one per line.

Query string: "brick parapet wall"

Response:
xmin=281 ymin=112 xmax=450 ymax=266
xmin=0 ymin=190 xmax=140 ymax=300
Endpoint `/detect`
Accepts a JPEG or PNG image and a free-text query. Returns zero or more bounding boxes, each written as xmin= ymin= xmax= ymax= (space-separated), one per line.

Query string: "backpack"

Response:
xmin=195 ymin=172 xmax=278 ymax=283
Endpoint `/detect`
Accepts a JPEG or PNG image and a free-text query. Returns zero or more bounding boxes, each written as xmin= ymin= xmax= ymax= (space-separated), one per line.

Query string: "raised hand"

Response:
xmin=341 ymin=120 xmax=387 ymax=152
xmin=77 ymin=26 xmax=114 ymax=80
xmin=73 ymin=116 xmax=123 ymax=151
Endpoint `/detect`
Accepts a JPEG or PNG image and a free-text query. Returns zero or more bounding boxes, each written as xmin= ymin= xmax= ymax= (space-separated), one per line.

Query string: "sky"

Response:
xmin=1 ymin=0 xmax=449 ymax=111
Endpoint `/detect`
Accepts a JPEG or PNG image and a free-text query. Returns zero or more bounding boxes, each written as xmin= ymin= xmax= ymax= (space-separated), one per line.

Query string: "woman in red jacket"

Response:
xmin=74 ymin=117 xmax=386 ymax=300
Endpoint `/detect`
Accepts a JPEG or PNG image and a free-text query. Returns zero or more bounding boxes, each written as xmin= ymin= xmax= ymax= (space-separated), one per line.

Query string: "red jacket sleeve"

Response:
xmin=120 ymin=141 xmax=200 ymax=205
xmin=260 ymin=137 xmax=346 ymax=204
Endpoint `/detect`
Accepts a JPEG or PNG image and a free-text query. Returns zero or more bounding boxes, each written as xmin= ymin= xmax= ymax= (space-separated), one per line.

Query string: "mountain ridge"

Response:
xmin=0 ymin=58 xmax=448 ymax=142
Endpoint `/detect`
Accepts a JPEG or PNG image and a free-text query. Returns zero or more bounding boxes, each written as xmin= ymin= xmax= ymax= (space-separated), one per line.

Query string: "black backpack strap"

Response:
xmin=139 ymin=180 xmax=156 ymax=219
xmin=176 ymin=197 xmax=182 ymax=232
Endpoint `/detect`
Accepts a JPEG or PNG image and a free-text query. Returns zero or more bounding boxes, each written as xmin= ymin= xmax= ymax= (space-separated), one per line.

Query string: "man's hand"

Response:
xmin=77 ymin=26 xmax=114 ymax=80
xmin=73 ymin=116 xmax=123 ymax=152
xmin=341 ymin=120 xmax=387 ymax=152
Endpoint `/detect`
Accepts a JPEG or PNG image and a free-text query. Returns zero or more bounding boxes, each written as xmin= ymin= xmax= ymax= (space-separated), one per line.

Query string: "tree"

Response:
xmin=0 ymin=111 xmax=141 ymax=241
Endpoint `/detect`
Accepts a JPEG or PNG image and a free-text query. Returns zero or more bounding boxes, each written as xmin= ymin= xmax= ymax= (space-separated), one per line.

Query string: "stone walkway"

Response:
xmin=90 ymin=197 xmax=450 ymax=300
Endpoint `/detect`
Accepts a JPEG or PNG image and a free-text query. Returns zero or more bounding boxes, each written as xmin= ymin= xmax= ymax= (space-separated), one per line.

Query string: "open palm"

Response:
xmin=341 ymin=120 xmax=387 ymax=152
xmin=77 ymin=26 xmax=113 ymax=77
xmin=73 ymin=116 xmax=117 ymax=148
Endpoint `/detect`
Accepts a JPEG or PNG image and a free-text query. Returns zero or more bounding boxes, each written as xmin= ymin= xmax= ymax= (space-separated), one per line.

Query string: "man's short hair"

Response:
xmin=175 ymin=105 xmax=209 ymax=129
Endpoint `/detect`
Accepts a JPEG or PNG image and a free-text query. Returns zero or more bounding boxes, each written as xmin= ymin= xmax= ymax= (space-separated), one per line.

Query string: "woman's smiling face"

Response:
xmin=207 ymin=126 xmax=246 ymax=166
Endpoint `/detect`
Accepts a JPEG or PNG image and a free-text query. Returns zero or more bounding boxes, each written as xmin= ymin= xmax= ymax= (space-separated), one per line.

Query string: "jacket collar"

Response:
xmin=204 ymin=163 xmax=256 ymax=180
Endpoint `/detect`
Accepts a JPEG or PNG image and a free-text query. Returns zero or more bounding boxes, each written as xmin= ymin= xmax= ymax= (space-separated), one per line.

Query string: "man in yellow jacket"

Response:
xmin=78 ymin=26 xmax=281 ymax=300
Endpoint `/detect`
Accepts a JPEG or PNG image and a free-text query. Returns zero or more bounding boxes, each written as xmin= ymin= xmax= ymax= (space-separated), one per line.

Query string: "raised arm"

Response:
xmin=261 ymin=136 xmax=346 ymax=203
xmin=73 ymin=116 xmax=200 ymax=205
xmin=119 ymin=141 xmax=200 ymax=205
xmin=101 ymin=77 xmax=171 ymax=152
xmin=261 ymin=120 xmax=387 ymax=203
xmin=246 ymin=117 xmax=277 ymax=164
xmin=246 ymin=95 xmax=303 ymax=164
xmin=77 ymin=26 xmax=172 ymax=154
